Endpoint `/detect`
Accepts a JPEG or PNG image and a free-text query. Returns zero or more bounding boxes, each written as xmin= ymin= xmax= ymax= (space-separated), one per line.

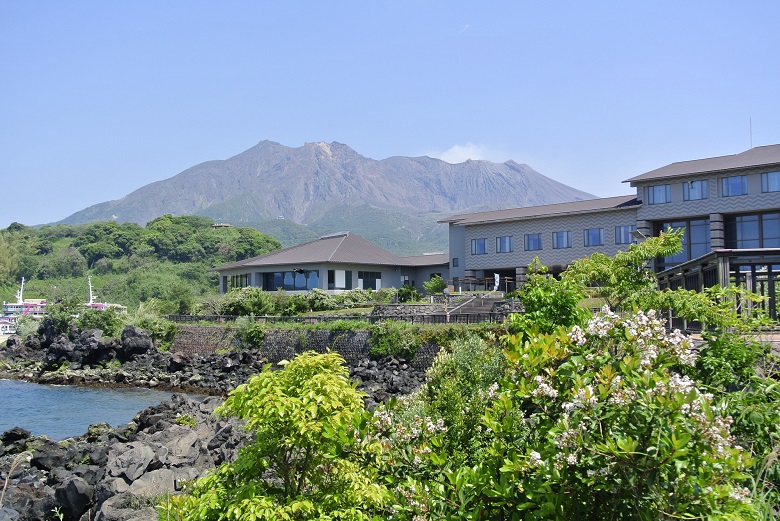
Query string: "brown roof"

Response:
xmin=624 ymin=144 xmax=780 ymax=184
xmin=213 ymin=232 xmax=447 ymax=271
xmin=438 ymin=195 xmax=639 ymax=226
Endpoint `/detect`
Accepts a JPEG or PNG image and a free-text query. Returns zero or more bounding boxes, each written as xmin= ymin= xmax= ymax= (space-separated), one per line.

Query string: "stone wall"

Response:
xmin=371 ymin=304 xmax=444 ymax=318
xmin=169 ymin=325 xmax=440 ymax=372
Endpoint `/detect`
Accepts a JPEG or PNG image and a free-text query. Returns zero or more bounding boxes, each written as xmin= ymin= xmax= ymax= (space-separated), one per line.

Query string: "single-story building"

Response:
xmin=213 ymin=231 xmax=449 ymax=294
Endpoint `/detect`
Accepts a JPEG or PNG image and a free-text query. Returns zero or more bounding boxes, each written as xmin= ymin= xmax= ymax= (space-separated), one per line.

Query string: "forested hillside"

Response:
xmin=0 ymin=216 xmax=281 ymax=313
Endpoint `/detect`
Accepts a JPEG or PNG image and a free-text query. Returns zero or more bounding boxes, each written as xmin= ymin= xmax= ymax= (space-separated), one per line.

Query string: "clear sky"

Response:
xmin=2 ymin=1 xmax=779 ymax=228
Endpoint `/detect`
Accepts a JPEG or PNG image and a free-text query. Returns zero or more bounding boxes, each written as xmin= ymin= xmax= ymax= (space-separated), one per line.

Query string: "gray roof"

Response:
xmin=625 ymin=144 xmax=780 ymax=184
xmin=214 ymin=232 xmax=447 ymax=271
xmin=439 ymin=195 xmax=639 ymax=226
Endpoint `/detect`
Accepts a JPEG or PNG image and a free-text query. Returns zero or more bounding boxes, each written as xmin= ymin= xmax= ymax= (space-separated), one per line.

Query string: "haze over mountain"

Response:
xmin=59 ymin=141 xmax=594 ymax=255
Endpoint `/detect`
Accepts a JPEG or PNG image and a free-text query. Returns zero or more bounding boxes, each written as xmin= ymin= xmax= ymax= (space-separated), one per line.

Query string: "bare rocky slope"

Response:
xmin=58 ymin=141 xmax=594 ymax=254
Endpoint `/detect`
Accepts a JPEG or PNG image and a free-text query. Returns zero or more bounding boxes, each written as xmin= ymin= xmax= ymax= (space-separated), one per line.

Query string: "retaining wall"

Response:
xmin=170 ymin=325 xmax=440 ymax=371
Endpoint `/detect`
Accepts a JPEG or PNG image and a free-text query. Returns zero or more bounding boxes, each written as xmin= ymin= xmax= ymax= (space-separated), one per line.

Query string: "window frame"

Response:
xmin=524 ymin=233 xmax=542 ymax=251
xmin=471 ymin=238 xmax=488 ymax=255
xmin=683 ymin=180 xmax=708 ymax=201
xmin=721 ymin=175 xmax=748 ymax=197
xmin=762 ymin=171 xmax=780 ymax=193
xmin=647 ymin=184 xmax=671 ymax=205
xmin=496 ymin=235 xmax=513 ymax=253
xmin=552 ymin=231 xmax=572 ymax=249
xmin=584 ymin=228 xmax=604 ymax=247
xmin=615 ymin=225 xmax=637 ymax=245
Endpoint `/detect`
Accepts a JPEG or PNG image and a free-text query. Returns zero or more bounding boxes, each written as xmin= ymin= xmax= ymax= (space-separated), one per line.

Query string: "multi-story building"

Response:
xmin=441 ymin=144 xmax=780 ymax=315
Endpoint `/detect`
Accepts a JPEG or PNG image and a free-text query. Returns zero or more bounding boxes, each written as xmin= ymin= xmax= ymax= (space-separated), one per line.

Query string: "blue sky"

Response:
xmin=2 ymin=1 xmax=779 ymax=228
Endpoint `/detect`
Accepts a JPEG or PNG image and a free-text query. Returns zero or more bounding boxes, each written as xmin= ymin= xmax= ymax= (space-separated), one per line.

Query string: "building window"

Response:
xmin=524 ymin=233 xmax=542 ymax=251
xmin=552 ymin=231 xmax=572 ymax=249
xmin=263 ymin=270 xmax=320 ymax=291
xmin=722 ymin=175 xmax=748 ymax=197
xmin=656 ymin=219 xmax=710 ymax=270
xmin=229 ymin=273 xmax=250 ymax=290
xmin=452 ymin=257 xmax=459 ymax=268
xmin=725 ymin=213 xmax=780 ymax=248
xmin=471 ymin=238 xmax=487 ymax=255
xmin=496 ymin=236 xmax=513 ymax=253
xmin=647 ymin=184 xmax=671 ymax=205
xmin=762 ymin=172 xmax=780 ymax=193
xmin=327 ymin=270 xmax=352 ymax=290
xmin=584 ymin=228 xmax=603 ymax=247
xmin=615 ymin=225 xmax=637 ymax=244
xmin=357 ymin=271 xmax=381 ymax=290
xmin=683 ymin=180 xmax=708 ymax=201
xmin=401 ymin=275 xmax=411 ymax=286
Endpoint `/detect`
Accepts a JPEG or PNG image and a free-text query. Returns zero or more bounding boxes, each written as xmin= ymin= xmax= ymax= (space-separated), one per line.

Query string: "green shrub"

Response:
xmin=217 ymin=287 xmax=276 ymax=316
xmin=306 ymin=288 xmax=337 ymax=311
xmin=76 ymin=308 xmax=124 ymax=337
xmin=378 ymin=310 xmax=762 ymax=519
xmin=397 ymin=284 xmax=421 ymax=303
xmin=335 ymin=288 xmax=374 ymax=308
xmin=159 ymin=351 xmax=388 ymax=519
xmin=369 ymin=320 xmax=420 ymax=359
xmin=422 ymin=274 xmax=446 ymax=294
xmin=375 ymin=287 xmax=398 ymax=303
xmin=234 ymin=316 xmax=266 ymax=348
xmin=506 ymin=258 xmax=588 ymax=337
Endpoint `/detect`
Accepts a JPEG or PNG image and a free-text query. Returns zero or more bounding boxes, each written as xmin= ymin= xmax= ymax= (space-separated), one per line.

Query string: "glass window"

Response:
xmin=763 ymin=213 xmax=780 ymax=247
xmin=656 ymin=219 xmax=711 ymax=270
xmin=726 ymin=213 xmax=780 ymax=248
xmin=725 ymin=215 xmax=760 ymax=248
xmin=683 ymin=180 xmax=708 ymax=201
xmin=647 ymin=184 xmax=671 ymax=204
xmin=524 ymin=233 xmax=542 ymax=251
xmin=496 ymin=236 xmax=513 ymax=253
xmin=471 ymin=238 xmax=487 ymax=255
xmin=452 ymin=257 xmax=459 ymax=268
xmin=584 ymin=228 xmax=603 ymax=247
xmin=358 ymin=271 xmax=381 ymax=290
xmin=552 ymin=231 xmax=572 ymax=249
xmin=722 ymin=175 xmax=747 ymax=197
xmin=615 ymin=225 xmax=637 ymax=244
xmin=762 ymin=172 xmax=780 ymax=193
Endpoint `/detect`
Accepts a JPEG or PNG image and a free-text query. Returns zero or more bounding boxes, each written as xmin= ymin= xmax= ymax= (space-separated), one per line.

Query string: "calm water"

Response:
xmin=0 ymin=379 xmax=176 ymax=440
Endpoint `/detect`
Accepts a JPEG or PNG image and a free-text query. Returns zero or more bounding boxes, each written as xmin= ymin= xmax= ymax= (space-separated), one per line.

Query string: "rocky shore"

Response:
xmin=0 ymin=321 xmax=428 ymax=520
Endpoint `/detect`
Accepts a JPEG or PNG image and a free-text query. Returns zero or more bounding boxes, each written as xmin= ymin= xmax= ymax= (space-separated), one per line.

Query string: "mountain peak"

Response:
xmin=57 ymin=141 xmax=594 ymax=253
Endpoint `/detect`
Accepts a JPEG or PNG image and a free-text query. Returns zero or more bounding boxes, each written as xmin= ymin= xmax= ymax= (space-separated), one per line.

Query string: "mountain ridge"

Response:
xmin=58 ymin=141 xmax=594 ymax=254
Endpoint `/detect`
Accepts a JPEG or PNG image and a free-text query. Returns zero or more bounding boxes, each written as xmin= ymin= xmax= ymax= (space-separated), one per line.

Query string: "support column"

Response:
xmin=710 ymin=213 xmax=725 ymax=249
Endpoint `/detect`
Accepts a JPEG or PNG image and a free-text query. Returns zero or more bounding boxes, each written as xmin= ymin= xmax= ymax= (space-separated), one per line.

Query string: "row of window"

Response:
xmin=470 ymin=225 xmax=637 ymax=254
xmin=648 ymin=172 xmax=780 ymax=205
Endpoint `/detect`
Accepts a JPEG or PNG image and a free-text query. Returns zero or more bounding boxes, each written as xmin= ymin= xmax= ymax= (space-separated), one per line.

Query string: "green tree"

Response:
xmin=563 ymin=228 xmax=683 ymax=311
xmin=160 ymin=351 xmax=388 ymax=520
xmin=507 ymin=258 xmax=588 ymax=337
xmin=423 ymin=274 xmax=447 ymax=294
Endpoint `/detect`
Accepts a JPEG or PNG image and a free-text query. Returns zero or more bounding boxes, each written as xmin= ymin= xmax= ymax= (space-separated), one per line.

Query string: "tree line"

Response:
xmin=0 ymin=216 xmax=281 ymax=314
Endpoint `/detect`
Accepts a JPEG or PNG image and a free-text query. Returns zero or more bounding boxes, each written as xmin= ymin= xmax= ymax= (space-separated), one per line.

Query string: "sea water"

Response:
xmin=0 ymin=379 xmax=176 ymax=440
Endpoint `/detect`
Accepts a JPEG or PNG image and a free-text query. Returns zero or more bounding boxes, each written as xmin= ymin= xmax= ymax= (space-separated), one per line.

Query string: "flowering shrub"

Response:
xmin=382 ymin=309 xmax=761 ymax=520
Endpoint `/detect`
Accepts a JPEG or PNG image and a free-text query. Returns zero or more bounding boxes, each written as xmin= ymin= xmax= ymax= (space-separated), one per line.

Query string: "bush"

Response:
xmin=335 ymin=288 xmax=374 ymax=308
xmin=369 ymin=320 xmax=420 ymax=359
xmin=374 ymin=287 xmax=398 ymax=303
xmin=422 ymin=275 xmax=446 ymax=294
xmin=397 ymin=284 xmax=421 ymax=303
xmin=217 ymin=287 xmax=276 ymax=316
xmin=378 ymin=310 xmax=761 ymax=519
xmin=160 ymin=351 xmax=388 ymax=519
xmin=76 ymin=308 xmax=124 ymax=337
xmin=306 ymin=288 xmax=337 ymax=311
xmin=234 ymin=316 xmax=266 ymax=348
